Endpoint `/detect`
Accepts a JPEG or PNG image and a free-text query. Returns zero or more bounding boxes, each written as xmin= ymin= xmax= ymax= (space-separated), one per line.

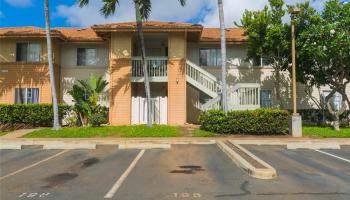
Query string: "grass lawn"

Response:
xmin=24 ymin=125 xmax=183 ymax=138
xmin=0 ymin=132 xmax=7 ymax=137
xmin=303 ymin=126 xmax=350 ymax=138
xmin=192 ymin=129 xmax=217 ymax=137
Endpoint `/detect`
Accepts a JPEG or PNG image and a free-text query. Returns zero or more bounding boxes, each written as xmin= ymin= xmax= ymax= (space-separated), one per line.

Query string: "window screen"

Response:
xmin=77 ymin=48 xmax=97 ymax=66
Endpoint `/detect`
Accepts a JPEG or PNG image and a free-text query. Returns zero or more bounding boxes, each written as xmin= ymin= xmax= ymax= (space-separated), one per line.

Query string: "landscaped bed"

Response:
xmin=303 ymin=126 xmax=350 ymax=138
xmin=24 ymin=125 xmax=183 ymax=138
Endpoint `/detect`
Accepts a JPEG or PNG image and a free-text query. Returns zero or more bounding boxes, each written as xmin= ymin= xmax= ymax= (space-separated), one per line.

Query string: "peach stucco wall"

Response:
xmin=0 ymin=38 xmax=61 ymax=104
xmin=109 ymin=33 xmax=132 ymax=125
xmin=167 ymin=32 xmax=187 ymax=125
xmin=0 ymin=62 xmax=60 ymax=104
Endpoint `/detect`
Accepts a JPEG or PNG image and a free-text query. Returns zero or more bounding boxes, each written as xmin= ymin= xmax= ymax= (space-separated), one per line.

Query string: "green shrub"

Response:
xmin=89 ymin=107 xmax=108 ymax=127
xmin=198 ymin=108 xmax=290 ymax=135
xmin=0 ymin=104 xmax=71 ymax=127
xmin=293 ymin=109 xmax=350 ymax=123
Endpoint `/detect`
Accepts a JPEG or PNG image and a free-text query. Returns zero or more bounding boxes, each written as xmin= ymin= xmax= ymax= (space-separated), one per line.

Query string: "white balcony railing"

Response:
xmin=132 ymin=57 xmax=168 ymax=82
xmin=229 ymin=83 xmax=261 ymax=110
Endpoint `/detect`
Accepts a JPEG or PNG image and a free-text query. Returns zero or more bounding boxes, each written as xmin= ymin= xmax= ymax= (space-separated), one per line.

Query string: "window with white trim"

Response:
xmin=16 ymin=43 xmax=41 ymax=62
xmin=15 ymin=88 xmax=39 ymax=104
xmin=260 ymin=89 xmax=272 ymax=108
xmin=321 ymin=91 xmax=342 ymax=110
xmin=199 ymin=48 xmax=221 ymax=67
xmin=77 ymin=48 xmax=97 ymax=66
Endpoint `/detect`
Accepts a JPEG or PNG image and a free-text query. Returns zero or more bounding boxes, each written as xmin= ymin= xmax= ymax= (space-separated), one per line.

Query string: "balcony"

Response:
xmin=131 ymin=57 xmax=168 ymax=82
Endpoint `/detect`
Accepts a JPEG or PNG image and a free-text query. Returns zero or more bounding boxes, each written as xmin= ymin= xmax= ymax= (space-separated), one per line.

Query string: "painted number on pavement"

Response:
xmin=18 ymin=192 xmax=51 ymax=198
xmin=173 ymin=193 xmax=201 ymax=198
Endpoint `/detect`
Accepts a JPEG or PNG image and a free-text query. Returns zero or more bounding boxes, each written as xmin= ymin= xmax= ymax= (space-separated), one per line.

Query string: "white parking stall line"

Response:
xmin=0 ymin=150 xmax=70 ymax=181
xmin=104 ymin=149 xmax=145 ymax=199
xmin=314 ymin=149 xmax=350 ymax=164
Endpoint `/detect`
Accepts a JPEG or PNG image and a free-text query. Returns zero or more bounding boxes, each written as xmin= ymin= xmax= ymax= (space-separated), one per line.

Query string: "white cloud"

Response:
xmin=201 ymin=0 xmax=327 ymax=27
xmin=5 ymin=0 xmax=32 ymax=7
xmin=55 ymin=0 xmax=327 ymax=28
xmin=55 ymin=0 xmax=211 ymax=27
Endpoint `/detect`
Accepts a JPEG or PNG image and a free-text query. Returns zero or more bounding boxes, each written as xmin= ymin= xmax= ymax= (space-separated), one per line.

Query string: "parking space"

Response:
xmin=112 ymin=144 xmax=249 ymax=200
xmin=0 ymin=144 xmax=349 ymax=200
xmin=0 ymin=149 xmax=62 ymax=177
xmin=318 ymin=146 xmax=350 ymax=160
xmin=243 ymin=145 xmax=350 ymax=199
xmin=0 ymin=147 xmax=140 ymax=200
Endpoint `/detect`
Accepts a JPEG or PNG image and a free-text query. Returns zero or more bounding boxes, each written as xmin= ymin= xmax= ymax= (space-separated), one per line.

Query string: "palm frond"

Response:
xmin=137 ymin=0 xmax=151 ymax=20
xmin=100 ymin=0 xmax=120 ymax=17
xmin=77 ymin=80 xmax=91 ymax=92
xmin=95 ymin=77 xmax=109 ymax=93
xmin=78 ymin=0 xmax=89 ymax=7
xmin=178 ymin=0 xmax=186 ymax=6
xmin=88 ymin=74 xmax=97 ymax=91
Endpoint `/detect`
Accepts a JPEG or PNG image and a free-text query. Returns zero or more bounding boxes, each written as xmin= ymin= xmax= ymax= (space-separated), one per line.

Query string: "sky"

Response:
xmin=0 ymin=0 xmax=347 ymax=28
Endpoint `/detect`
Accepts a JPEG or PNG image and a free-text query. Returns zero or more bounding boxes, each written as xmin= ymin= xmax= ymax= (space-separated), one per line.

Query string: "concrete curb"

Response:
xmin=43 ymin=143 xmax=97 ymax=150
xmin=0 ymin=137 xmax=349 ymax=150
xmin=0 ymin=143 xmax=22 ymax=149
xmin=118 ymin=143 xmax=171 ymax=149
xmin=217 ymin=140 xmax=277 ymax=179
xmin=0 ymin=138 xmax=217 ymax=150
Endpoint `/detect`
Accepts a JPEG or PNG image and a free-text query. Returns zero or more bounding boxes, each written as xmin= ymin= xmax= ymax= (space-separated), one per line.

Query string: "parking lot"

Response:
xmin=0 ymin=144 xmax=349 ymax=200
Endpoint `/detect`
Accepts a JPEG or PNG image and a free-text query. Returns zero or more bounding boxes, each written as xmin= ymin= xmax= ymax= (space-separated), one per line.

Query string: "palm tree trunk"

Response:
xmin=135 ymin=2 xmax=153 ymax=127
xmin=218 ymin=0 xmax=228 ymax=113
xmin=44 ymin=0 xmax=60 ymax=130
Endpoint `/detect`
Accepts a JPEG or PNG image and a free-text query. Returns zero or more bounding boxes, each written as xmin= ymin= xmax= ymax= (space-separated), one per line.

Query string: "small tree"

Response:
xmin=68 ymin=74 xmax=108 ymax=126
xmin=296 ymin=0 xmax=350 ymax=130
xmin=237 ymin=0 xmax=290 ymax=108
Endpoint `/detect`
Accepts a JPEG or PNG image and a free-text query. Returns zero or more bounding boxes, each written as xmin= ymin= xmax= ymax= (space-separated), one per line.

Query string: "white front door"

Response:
xmin=132 ymin=96 xmax=167 ymax=125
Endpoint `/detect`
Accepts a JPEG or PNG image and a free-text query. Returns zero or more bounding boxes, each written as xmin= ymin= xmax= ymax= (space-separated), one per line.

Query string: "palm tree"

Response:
xmin=68 ymin=74 xmax=108 ymax=126
xmin=218 ymin=0 xmax=228 ymax=113
xmin=78 ymin=0 xmax=186 ymax=128
xmin=44 ymin=0 xmax=60 ymax=130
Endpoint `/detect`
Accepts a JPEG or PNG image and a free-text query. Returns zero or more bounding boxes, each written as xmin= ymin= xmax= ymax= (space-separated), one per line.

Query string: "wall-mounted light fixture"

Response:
xmin=176 ymin=78 xmax=179 ymax=84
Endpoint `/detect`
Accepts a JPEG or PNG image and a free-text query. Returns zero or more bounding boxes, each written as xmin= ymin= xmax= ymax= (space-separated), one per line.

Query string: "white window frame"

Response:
xmin=14 ymin=88 xmax=40 ymax=104
xmin=321 ymin=90 xmax=342 ymax=111
xmin=77 ymin=48 xmax=97 ymax=66
xmin=260 ymin=89 xmax=273 ymax=108
xmin=199 ymin=48 xmax=222 ymax=67
xmin=16 ymin=42 xmax=41 ymax=62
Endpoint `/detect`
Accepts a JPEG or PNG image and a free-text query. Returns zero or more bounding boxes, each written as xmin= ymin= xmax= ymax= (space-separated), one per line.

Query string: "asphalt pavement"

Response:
xmin=0 ymin=144 xmax=349 ymax=200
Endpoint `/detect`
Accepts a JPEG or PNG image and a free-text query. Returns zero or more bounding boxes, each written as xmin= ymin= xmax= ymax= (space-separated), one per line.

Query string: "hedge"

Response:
xmin=198 ymin=108 xmax=290 ymax=135
xmin=0 ymin=104 xmax=71 ymax=127
xmin=294 ymin=109 xmax=350 ymax=124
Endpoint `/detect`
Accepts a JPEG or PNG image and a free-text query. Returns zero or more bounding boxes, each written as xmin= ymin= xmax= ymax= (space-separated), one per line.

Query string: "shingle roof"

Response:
xmin=54 ymin=27 xmax=104 ymax=42
xmin=201 ymin=28 xmax=246 ymax=42
xmin=0 ymin=26 xmax=63 ymax=39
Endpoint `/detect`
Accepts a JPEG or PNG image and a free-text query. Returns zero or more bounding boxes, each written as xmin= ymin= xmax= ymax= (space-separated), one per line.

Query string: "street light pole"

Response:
xmin=291 ymin=13 xmax=298 ymax=115
xmin=290 ymin=7 xmax=302 ymax=137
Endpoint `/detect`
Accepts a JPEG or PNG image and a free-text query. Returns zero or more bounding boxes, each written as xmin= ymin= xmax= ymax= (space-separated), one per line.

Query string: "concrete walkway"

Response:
xmin=0 ymin=129 xmax=41 ymax=139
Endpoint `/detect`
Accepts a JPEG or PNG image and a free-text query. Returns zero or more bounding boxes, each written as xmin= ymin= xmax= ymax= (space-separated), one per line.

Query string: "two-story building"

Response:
xmin=1 ymin=21 xmax=348 ymax=125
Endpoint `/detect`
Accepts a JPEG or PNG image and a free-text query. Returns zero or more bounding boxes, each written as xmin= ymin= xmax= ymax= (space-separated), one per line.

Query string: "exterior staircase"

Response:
xmin=185 ymin=60 xmax=261 ymax=111
xmin=185 ymin=60 xmax=222 ymax=110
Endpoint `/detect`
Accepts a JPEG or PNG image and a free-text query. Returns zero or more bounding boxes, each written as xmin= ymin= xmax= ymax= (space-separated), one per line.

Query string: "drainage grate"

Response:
xmin=223 ymin=141 xmax=267 ymax=169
